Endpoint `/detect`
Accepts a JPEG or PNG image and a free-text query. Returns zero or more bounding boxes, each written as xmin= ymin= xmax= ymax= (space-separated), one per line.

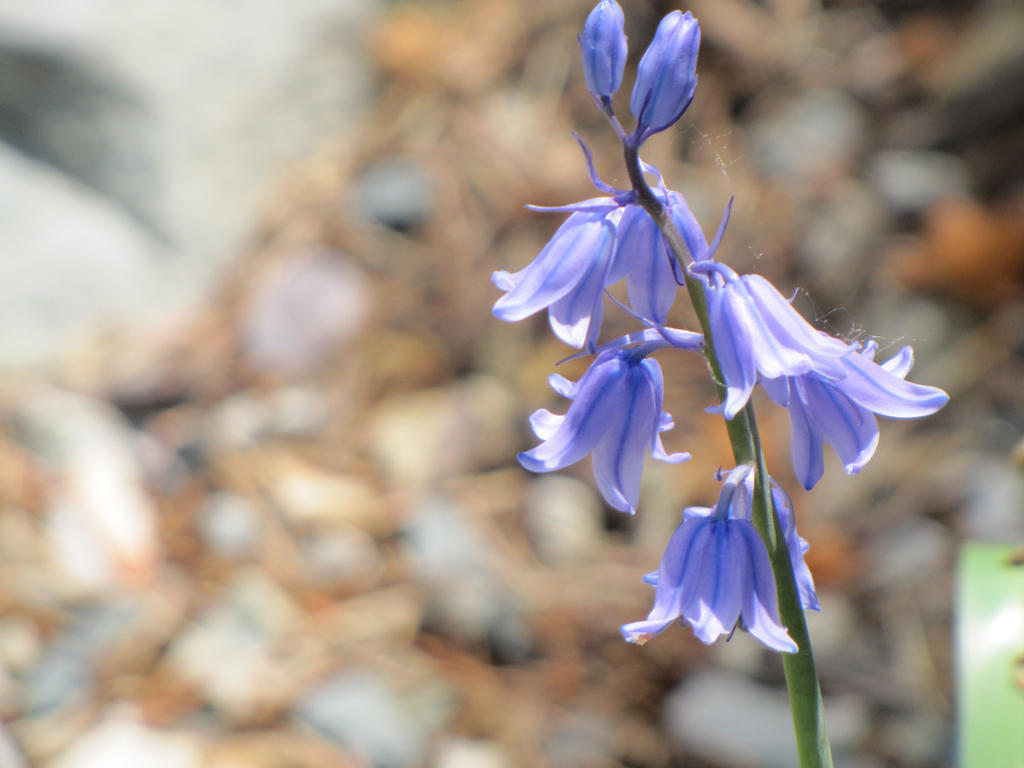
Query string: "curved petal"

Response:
xmin=493 ymin=212 xmax=609 ymax=323
xmin=760 ymin=375 xmax=790 ymax=407
xmin=591 ymin=364 xmax=658 ymax=513
xmin=880 ymin=345 xmax=914 ymax=379
xmin=548 ymin=373 xmax=579 ymax=398
xmin=620 ymin=210 xmax=676 ymax=323
xmin=547 ymin=218 xmax=617 ymax=348
xmin=685 ymin=520 xmax=744 ymax=644
xmin=708 ymin=283 xmax=756 ymax=418
xmin=797 ymin=375 xmax=879 ymax=475
xmin=787 ymin=383 xmax=825 ymax=490
xmin=518 ymin=354 xmax=628 ymax=472
xmin=621 ymin=517 xmax=711 ymax=644
xmin=667 ymin=190 xmax=710 ymax=261
xmin=837 ymin=348 xmax=949 ymax=418
xmin=735 ymin=522 xmax=798 ymax=653
xmin=528 ymin=408 xmax=564 ymax=441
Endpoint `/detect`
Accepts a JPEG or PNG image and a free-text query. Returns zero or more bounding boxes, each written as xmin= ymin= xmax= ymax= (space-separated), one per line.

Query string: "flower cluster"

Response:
xmin=492 ymin=0 xmax=948 ymax=654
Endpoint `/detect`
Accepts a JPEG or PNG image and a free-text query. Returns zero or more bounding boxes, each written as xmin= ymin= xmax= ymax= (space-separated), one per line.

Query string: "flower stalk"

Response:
xmin=623 ymin=139 xmax=834 ymax=768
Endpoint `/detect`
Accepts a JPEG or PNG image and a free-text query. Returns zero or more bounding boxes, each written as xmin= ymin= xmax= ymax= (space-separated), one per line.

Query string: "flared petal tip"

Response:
xmin=620 ymin=619 xmax=673 ymax=645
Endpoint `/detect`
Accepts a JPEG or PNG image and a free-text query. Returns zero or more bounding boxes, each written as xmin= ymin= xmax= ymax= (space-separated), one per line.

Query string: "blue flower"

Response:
xmin=762 ymin=341 xmax=949 ymax=489
xmin=579 ymin=0 xmax=628 ymax=106
xmin=519 ymin=344 xmax=692 ymax=514
xmin=621 ymin=465 xmax=798 ymax=652
xmin=691 ymin=261 xmax=854 ymax=419
xmin=733 ymin=471 xmax=819 ymax=611
xmin=630 ymin=11 xmax=701 ymax=145
xmin=492 ymin=208 xmax=619 ymax=349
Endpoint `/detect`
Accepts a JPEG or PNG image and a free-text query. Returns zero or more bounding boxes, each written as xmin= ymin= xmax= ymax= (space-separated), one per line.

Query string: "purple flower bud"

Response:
xmin=629 ymin=11 xmax=700 ymax=143
xmin=579 ymin=0 xmax=628 ymax=105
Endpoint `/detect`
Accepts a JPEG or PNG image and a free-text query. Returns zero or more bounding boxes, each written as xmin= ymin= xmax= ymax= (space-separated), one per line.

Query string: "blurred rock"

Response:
xmin=296 ymin=671 xmax=428 ymax=768
xmin=198 ymin=492 xmax=263 ymax=560
xmin=300 ymin=525 xmax=382 ymax=589
xmin=0 ymin=0 xmax=378 ymax=365
xmin=357 ymin=158 xmax=435 ymax=231
xmin=868 ymin=150 xmax=970 ymax=214
xmin=961 ymin=458 xmax=1024 ymax=542
xmin=0 ymin=721 xmax=27 ymax=768
xmin=525 ymin=476 xmax=604 ymax=565
xmin=266 ymin=454 xmax=394 ymax=536
xmin=798 ymin=179 xmax=885 ymax=291
xmin=434 ymin=738 xmax=512 ymax=768
xmin=168 ymin=571 xmax=308 ymax=720
xmin=50 ymin=706 xmax=201 ymax=768
xmin=0 ymin=143 xmax=176 ymax=368
xmin=664 ymin=671 xmax=870 ymax=767
xmin=368 ymin=375 xmax=517 ymax=485
xmin=406 ymin=499 xmax=531 ymax=660
xmin=0 ymin=618 xmax=40 ymax=675
xmin=865 ymin=517 xmax=952 ymax=590
xmin=804 ymin=591 xmax=858 ymax=664
xmin=23 ymin=599 xmax=141 ymax=716
xmin=876 ymin=708 xmax=950 ymax=766
xmin=241 ymin=250 xmax=372 ymax=378
xmin=13 ymin=389 xmax=159 ymax=592
xmin=543 ymin=710 xmax=617 ymax=768
xmin=751 ymin=89 xmax=865 ymax=181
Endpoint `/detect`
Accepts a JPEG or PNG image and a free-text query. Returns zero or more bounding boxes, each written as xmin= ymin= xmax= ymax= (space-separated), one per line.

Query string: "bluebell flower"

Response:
xmin=492 ymin=208 xmax=619 ymax=349
xmin=733 ymin=471 xmax=819 ymax=611
xmin=762 ymin=341 xmax=949 ymax=490
xmin=579 ymin=0 xmax=628 ymax=106
xmin=621 ymin=465 xmax=798 ymax=652
xmin=630 ymin=11 xmax=700 ymax=145
xmin=519 ymin=341 xmax=696 ymax=514
xmin=691 ymin=260 xmax=854 ymax=419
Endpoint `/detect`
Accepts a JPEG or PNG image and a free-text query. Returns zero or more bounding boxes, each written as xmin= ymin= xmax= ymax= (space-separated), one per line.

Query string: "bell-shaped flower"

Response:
xmin=691 ymin=261 xmax=854 ymax=419
xmin=492 ymin=209 xmax=619 ymax=349
xmin=621 ymin=465 xmax=798 ymax=652
xmin=629 ymin=11 xmax=700 ymax=145
xmin=762 ymin=341 xmax=949 ymax=489
xmin=732 ymin=470 xmax=819 ymax=611
xmin=518 ymin=343 xmax=694 ymax=514
xmin=579 ymin=0 xmax=628 ymax=106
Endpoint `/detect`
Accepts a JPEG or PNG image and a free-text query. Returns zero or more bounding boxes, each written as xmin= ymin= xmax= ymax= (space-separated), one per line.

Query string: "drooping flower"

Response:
xmin=494 ymin=136 xmax=724 ymax=346
xmin=492 ymin=208 xmax=619 ymax=349
xmin=518 ymin=339 xmax=697 ymax=514
xmin=621 ymin=465 xmax=798 ymax=652
xmin=630 ymin=11 xmax=700 ymax=145
xmin=762 ymin=341 xmax=949 ymax=489
xmin=733 ymin=471 xmax=818 ymax=611
xmin=691 ymin=260 xmax=854 ymax=419
xmin=579 ymin=0 xmax=628 ymax=106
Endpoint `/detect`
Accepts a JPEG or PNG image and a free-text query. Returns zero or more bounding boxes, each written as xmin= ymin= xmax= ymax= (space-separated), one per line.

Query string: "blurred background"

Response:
xmin=0 ymin=0 xmax=1022 ymax=766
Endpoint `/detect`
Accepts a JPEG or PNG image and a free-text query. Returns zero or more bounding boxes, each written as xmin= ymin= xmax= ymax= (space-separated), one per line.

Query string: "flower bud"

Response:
xmin=630 ymin=10 xmax=700 ymax=141
xmin=579 ymin=0 xmax=628 ymax=104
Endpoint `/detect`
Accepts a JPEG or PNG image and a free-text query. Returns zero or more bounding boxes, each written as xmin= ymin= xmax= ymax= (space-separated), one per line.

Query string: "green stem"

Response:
xmin=623 ymin=143 xmax=834 ymax=768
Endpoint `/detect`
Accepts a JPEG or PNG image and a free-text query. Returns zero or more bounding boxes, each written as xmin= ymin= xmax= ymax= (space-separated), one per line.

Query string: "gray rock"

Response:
xmin=357 ymin=158 xmax=435 ymax=231
xmin=961 ymin=458 xmax=1024 ymax=542
xmin=296 ymin=671 xmax=427 ymax=768
xmin=198 ymin=492 xmax=263 ymax=559
xmin=0 ymin=0 xmax=378 ymax=367
xmin=868 ymin=150 xmax=971 ymax=214
xmin=865 ymin=517 xmax=952 ymax=589
xmin=751 ymin=89 xmax=865 ymax=181
xmin=525 ymin=475 xmax=605 ymax=565
xmin=663 ymin=671 xmax=869 ymax=767
xmin=0 ymin=143 xmax=180 ymax=368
